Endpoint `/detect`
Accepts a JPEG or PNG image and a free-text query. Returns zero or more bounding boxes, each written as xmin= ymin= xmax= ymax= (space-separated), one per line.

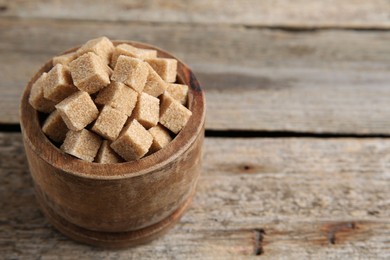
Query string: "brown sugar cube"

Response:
xmin=61 ymin=129 xmax=102 ymax=162
xmin=111 ymin=119 xmax=153 ymax=161
xmin=52 ymin=52 xmax=77 ymax=66
xmin=110 ymin=44 xmax=157 ymax=67
xmin=95 ymin=82 xmax=138 ymax=116
xmin=133 ymin=93 xmax=160 ymax=129
xmin=76 ymin=36 xmax=114 ymax=64
xmin=137 ymin=48 xmax=157 ymax=58
xmin=105 ymin=64 xmax=113 ymax=76
xmin=55 ymin=91 xmax=99 ymax=131
xmin=69 ymin=52 xmax=110 ymax=94
xmin=92 ymin=106 xmax=127 ymax=141
xmin=95 ymin=140 xmax=123 ymax=164
xmin=29 ymin=72 xmax=56 ymax=113
xmin=145 ymin=58 xmax=177 ymax=83
xmin=42 ymin=110 xmax=68 ymax=143
xmin=137 ymin=48 xmax=158 ymax=59
xmin=159 ymin=93 xmax=192 ymax=134
xmin=166 ymin=83 xmax=189 ymax=105
xmin=43 ymin=64 xmax=78 ymax=103
xmin=111 ymin=56 xmax=148 ymax=93
xmin=148 ymin=124 xmax=172 ymax=153
xmin=143 ymin=63 xmax=168 ymax=97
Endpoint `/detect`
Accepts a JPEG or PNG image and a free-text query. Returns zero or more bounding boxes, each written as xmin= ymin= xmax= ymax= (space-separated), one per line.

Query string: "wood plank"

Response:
xmin=1 ymin=0 xmax=390 ymax=29
xmin=1 ymin=133 xmax=389 ymax=258
xmin=2 ymin=18 xmax=390 ymax=134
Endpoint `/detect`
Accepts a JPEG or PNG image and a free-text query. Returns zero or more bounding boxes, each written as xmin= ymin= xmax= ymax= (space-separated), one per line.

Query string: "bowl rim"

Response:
xmin=20 ymin=40 xmax=206 ymax=180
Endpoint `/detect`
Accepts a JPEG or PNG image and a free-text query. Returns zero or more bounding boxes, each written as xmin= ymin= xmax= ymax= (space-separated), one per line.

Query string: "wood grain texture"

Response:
xmin=1 ymin=0 xmax=390 ymax=29
xmin=18 ymin=43 xmax=205 ymax=246
xmin=2 ymin=18 xmax=390 ymax=134
xmin=1 ymin=133 xmax=389 ymax=258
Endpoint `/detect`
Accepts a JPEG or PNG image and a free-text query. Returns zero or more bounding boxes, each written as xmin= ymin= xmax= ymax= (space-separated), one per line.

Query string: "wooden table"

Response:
xmin=1 ymin=1 xmax=390 ymax=259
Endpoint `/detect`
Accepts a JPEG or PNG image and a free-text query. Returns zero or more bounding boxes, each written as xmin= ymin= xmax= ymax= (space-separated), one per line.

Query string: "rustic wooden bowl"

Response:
xmin=19 ymin=41 xmax=205 ymax=248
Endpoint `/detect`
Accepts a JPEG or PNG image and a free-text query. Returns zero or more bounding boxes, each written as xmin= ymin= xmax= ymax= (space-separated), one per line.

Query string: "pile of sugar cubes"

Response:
xmin=29 ymin=37 xmax=192 ymax=163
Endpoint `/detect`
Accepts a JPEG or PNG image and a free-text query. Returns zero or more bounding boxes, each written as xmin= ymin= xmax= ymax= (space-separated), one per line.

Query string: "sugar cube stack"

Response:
xmin=110 ymin=43 xmax=157 ymax=67
xmin=42 ymin=110 xmax=68 ymax=143
xmin=52 ymin=52 xmax=77 ymax=66
xmin=95 ymin=140 xmax=123 ymax=164
xmin=61 ymin=129 xmax=102 ymax=162
xmin=92 ymin=106 xmax=127 ymax=141
xmin=166 ymin=83 xmax=188 ymax=105
xmin=55 ymin=91 xmax=99 ymax=131
xmin=69 ymin=52 xmax=111 ymax=94
xmin=44 ymin=64 xmax=78 ymax=103
xmin=111 ymin=120 xmax=153 ymax=161
xmin=149 ymin=124 xmax=173 ymax=153
xmin=133 ymin=93 xmax=160 ymax=129
xmin=146 ymin=58 xmax=177 ymax=83
xmin=111 ymin=56 xmax=149 ymax=93
xmin=160 ymin=93 xmax=192 ymax=134
xmin=95 ymin=82 xmax=138 ymax=116
xmin=28 ymin=37 xmax=192 ymax=163
xmin=29 ymin=73 xmax=56 ymax=113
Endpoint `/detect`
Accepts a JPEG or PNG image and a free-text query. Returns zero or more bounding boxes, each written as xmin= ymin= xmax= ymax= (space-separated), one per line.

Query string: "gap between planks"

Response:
xmin=3 ymin=123 xmax=390 ymax=139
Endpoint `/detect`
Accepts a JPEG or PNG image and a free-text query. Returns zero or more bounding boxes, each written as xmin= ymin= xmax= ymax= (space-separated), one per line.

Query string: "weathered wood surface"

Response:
xmin=1 ymin=133 xmax=389 ymax=259
xmin=1 ymin=0 xmax=390 ymax=29
xmin=2 ymin=18 xmax=390 ymax=134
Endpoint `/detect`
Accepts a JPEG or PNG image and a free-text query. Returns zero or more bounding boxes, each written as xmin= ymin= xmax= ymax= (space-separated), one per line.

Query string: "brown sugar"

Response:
xmin=105 ymin=65 xmax=113 ymax=77
xmin=159 ymin=93 xmax=192 ymax=134
xmin=133 ymin=93 xmax=160 ymax=129
xmin=143 ymin=63 xmax=168 ymax=97
xmin=43 ymin=64 xmax=78 ymax=103
xmin=61 ymin=129 xmax=102 ymax=162
xmin=76 ymin=36 xmax=114 ymax=64
xmin=29 ymin=72 xmax=56 ymax=113
xmin=52 ymin=52 xmax=77 ymax=66
xmin=111 ymin=56 xmax=148 ymax=93
xmin=166 ymin=83 xmax=188 ymax=105
xmin=69 ymin=52 xmax=111 ymax=94
xmin=111 ymin=44 xmax=157 ymax=67
xmin=30 ymin=37 xmax=194 ymax=163
xmin=148 ymin=124 xmax=172 ymax=153
xmin=111 ymin=119 xmax=153 ymax=161
xmin=95 ymin=82 xmax=138 ymax=116
xmin=42 ymin=110 xmax=68 ymax=143
xmin=146 ymin=58 xmax=177 ymax=83
xmin=92 ymin=106 xmax=128 ymax=141
xmin=55 ymin=91 xmax=99 ymax=131
xmin=95 ymin=140 xmax=123 ymax=164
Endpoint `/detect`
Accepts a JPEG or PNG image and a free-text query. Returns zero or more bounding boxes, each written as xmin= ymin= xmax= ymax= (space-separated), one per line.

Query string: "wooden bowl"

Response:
xmin=19 ymin=41 xmax=205 ymax=248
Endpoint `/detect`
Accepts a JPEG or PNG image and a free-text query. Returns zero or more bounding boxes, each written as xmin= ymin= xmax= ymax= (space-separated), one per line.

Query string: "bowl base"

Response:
xmin=35 ymin=188 xmax=193 ymax=248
